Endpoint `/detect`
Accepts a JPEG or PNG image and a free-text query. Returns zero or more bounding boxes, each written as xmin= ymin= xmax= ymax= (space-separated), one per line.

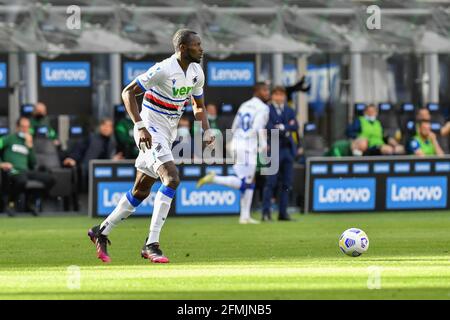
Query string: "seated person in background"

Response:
xmin=63 ymin=118 xmax=123 ymax=187
xmin=325 ymin=138 xmax=368 ymax=157
xmin=409 ymin=120 xmax=444 ymax=157
xmin=347 ymin=104 xmax=404 ymax=155
xmin=115 ymin=114 xmax=139 ymax=159
xmin=30 ymin=102 xmax=60 ymax=146
xmin=418 ymin=107 xmax=450 ymax=141
xmin=441 ymin=122 xmax=450 ymax=137
xmin=0 ymin=117 xmax=55 ymax=212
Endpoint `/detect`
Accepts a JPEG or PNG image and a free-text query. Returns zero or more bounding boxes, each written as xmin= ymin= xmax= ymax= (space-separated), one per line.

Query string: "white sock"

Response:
xmin=240 ymin=188 xmax=254 ymax=221
xmin=147 ymin=185 xmax=175 ymax=245
xmin=213 ymin=175 xmax=242 ymax=190
xmin=100 ymin=191 xmax=140 ymax=235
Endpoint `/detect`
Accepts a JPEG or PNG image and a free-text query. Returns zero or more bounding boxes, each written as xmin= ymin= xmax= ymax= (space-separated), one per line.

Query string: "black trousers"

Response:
xmin=8 ymin=171 xmax=55 ymax=195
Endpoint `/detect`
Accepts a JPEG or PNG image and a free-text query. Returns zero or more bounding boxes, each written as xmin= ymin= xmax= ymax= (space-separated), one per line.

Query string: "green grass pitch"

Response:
xmin=0 ymin=211 xmax=449 ymax=299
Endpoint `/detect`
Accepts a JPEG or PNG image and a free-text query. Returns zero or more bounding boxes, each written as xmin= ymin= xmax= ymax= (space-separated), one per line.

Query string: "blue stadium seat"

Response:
xmin=20 ymin=104 xmax=34 ymax=117
xmin=354 ymin=103 xmax=366 ymax=118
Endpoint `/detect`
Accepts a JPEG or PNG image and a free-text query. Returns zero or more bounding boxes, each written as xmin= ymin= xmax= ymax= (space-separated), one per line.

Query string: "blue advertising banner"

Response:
xmin=306 ymin=64 xmax=339 ymax=115
xmin=89 ymin=161 xmax=240 ymax=217
xmin=41 ymin=61 xmax=91 ymax=87
xmin=176 ymin=181 xmax=240 ymax=214
xmin=123 ymin=61 xmax=154 ymax=86
xmin=386 ymin=176 xmax=447 ymax=209
xmin=0 ymin=62 xmax=6 ymax=88
xmin=283 ymin=64 xmax=297 ymax=86
xmin=307 ymin=157 xmax=450 ymax=213
xmin=97 ymin=181 xmax=161 ymax=216
xmin=207 ymin=62 xmax=254 ymax=87
xmin=313 ymin=178 xmax=376 ymax=211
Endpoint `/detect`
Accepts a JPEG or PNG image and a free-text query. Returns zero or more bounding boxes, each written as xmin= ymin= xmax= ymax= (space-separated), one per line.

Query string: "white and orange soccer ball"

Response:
xmin=339 ymin=228 xmax=369 ymax=257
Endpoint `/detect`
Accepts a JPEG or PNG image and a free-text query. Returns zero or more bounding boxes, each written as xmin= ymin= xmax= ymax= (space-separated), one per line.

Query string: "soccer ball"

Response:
xmin=339 ymin=228 xmax=369 ymax=257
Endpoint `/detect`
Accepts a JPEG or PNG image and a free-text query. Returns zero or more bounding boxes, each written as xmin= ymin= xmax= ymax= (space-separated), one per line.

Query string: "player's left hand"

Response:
xmin=204 ymin=131 xmax=216 ymax=149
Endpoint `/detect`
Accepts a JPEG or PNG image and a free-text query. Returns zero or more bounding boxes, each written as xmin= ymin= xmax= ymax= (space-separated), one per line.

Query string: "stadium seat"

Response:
xmin=0 ymin=117 xmax=8 ymax=138
xmin=430 ymin=121 xmax=450 ymax=153
xmin=0 ymin=125 xmax=9 ymax=137
xmin=0 ymin=169 xmax=46 ymax=214
xmin=399 ymin=103 xmax=416 ymax=143
xmin=401 ymin=119 xmax=416 ymax=147
xmin=20 ymin=104 xmax=34 ymax=117
xmin=65 ymin=125 xmax=85 ymax=155
xmin=219 ymin=103 xmax=236 ymax=130
xmin=427 ymin=103 xmax=447 ymax=125
xmin=0 ymin=116 xmax=8 ymax=126
xmin=292 ymin=164 xmax=305 ymax=212
xmin=302 ymin=122 xmax=327 ymax=158
xmin=114 ymin=104 xmax=127 ymax=122
xmin=378 ymin=103 xmax=400 ymax=139
xmin=34 ymin=137 xmax=78 ymax=211
xmin=353 ymin=103 xmax=366 ymax=118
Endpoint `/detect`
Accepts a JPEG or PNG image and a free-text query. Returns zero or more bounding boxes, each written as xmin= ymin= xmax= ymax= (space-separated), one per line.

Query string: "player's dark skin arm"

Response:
xmin=122 ymin=80 xmax=158 ymax=200
xmin=192 ymin=96 xmax=215 ymax=145
xmin=121 ymin=81 xmax=152 ymax=150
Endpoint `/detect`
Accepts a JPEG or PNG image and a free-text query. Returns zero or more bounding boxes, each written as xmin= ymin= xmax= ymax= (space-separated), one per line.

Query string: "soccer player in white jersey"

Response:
xmin=197 ymin=83 xmax=270 ymax=224
xmin=88 ymin=29 xmax=214 ymax=263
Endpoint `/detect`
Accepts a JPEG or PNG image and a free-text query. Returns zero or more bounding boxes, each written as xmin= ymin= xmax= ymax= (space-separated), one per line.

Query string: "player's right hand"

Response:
xmin=138 ymin=128 xmax=152 ymax=152
xmin=0 ymin=162 xmax=13 ymax=171
xmin=24 ymin=133 xmax=33 ymax=148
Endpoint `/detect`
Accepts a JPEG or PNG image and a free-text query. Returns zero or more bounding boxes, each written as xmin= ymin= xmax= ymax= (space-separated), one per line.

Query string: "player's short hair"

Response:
xmin=271 ymin=85 xmax=286 ymax=95
xmin=172 ymin=29 xmax=198 ymax=52
xmin=365 ymin=103 xmax=377 ymax=110
xmin=16 ymin=116 xmax=29 ymax=127
xmin=99 ymin=117 xmax=113 ymax=126
xmin=253 ymin=82 xmax=268 ymax=93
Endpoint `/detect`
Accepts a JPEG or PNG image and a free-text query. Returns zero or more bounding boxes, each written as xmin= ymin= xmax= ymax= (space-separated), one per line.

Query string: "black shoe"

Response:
xmin=279 ymin=215 xmax=295 ymax=221
xmin=87 ymin=225 xmax=111 ymax=263
xmin=141 ymin=240 xmax=169 ymax=263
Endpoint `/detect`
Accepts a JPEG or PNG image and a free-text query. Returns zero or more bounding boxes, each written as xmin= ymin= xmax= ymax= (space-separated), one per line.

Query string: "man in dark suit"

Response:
xmin=262 ymin=86 xmax=299 ymax=221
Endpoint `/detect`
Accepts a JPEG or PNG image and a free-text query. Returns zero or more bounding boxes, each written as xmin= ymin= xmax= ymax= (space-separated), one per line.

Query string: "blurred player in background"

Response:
xmin=197 ymin=82 xmax=270 ymax=224
xmin=88 ymin=29 xmax=214 ymax=263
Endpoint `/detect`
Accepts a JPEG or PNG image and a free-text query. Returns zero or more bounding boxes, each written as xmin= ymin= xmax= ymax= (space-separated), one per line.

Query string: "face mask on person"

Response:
xmin=352 ymin=149 xmax=363 ymax=156
xmin=365 ymin=115 xmax=376 ymax=122
xmin=17 ymin=132 xmax=26 ymax=139
xmin=34 ymin=114 xmax=44 ymax=120
xmin=208 ymin=114 xmax=217 ymax=121
xmin=177 ymin=127 xmax=191 ymax=141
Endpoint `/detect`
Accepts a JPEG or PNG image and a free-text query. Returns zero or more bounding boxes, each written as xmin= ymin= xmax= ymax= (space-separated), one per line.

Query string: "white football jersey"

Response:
xmin=135 ymin=54 xmax=204 ymax=143
xmin=231 ymin=96 xmax=270 ymax=152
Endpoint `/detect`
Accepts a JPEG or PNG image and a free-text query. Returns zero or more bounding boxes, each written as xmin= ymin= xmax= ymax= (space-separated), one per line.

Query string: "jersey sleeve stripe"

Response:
xmin=192 ymin=93 xmax=203 ymax=99
xmin=135 ymin=78 xmax=147 ymax=92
